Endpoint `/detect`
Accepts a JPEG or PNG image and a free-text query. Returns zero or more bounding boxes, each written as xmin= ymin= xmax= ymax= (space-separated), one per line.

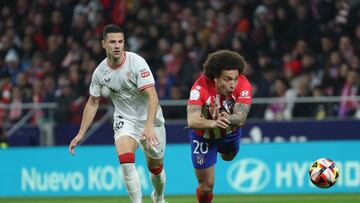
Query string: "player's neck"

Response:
xmin=215 ymin=88 xmax=228 ymax=97
xmin=214 ymin=87 xmax=224 ymax=96
xmin=107 ymin=52 xmax=124 ymax=68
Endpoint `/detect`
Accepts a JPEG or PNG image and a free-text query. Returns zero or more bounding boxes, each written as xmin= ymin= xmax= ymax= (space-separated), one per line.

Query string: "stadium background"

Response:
xmin=0 ymin=0 xmax=360 ymax=202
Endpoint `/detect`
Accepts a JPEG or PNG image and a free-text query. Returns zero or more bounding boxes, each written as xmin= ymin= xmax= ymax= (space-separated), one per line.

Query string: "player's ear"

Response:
xmin=101 ymin=40 xmax=106 ymax=49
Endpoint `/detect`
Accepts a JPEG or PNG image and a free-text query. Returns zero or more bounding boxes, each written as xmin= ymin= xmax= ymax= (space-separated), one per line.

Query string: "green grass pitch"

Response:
xmin=1 ymin=194 xmax=360 ymax=203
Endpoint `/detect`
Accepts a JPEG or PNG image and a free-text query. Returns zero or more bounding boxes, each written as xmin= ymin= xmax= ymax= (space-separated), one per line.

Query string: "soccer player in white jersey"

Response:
xmin=68 ymin=24 xmax=167 ymax=203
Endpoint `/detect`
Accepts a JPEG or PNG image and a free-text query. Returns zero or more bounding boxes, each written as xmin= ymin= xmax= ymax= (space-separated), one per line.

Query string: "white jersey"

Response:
xmin=90 ymin=51 xmax=165 ymax=125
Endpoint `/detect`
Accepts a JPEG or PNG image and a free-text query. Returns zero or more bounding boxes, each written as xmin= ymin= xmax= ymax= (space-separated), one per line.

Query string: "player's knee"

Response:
xmin=148 ymin=164 xmax=163 ymax=175
xmin=118 ymin=153 xmax=135 ymax=164
xmin=220 ymin=153 xmax=237 ymax=161
xmin=198 ymin=181 xmax=214 ymax=192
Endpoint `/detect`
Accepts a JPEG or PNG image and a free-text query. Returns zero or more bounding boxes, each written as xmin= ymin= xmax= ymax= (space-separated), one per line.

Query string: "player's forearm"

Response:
xmin=145 ymin=90 xmax=158 ymax=127
xmin=187 ymin=105 xmax=215 ymax=129
xmin=78 ymin=98 xmax=99 ymax=135
xmin=187 ymin=116 xmax=215 ymax=129
xmin=229 ymin=114 xmax=246 ymax=127
xmin=229 ymin=103 xmax=250 ymax=127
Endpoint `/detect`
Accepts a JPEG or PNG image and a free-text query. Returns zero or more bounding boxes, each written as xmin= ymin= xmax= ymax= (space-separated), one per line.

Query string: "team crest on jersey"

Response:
xmin=222 ymin=97 xmax=235 ymax=114
xmin=126 ymin=71 xmax=132 ymax=79
xmin=196 ymin=155 xmax=205 ymax=166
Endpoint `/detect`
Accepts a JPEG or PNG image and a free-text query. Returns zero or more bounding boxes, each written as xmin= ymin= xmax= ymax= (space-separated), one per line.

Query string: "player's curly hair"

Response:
xmin=204 ymin=50 xmax=246 ymax=80
xmin=102 ymin=24 xmax=124 ymax=40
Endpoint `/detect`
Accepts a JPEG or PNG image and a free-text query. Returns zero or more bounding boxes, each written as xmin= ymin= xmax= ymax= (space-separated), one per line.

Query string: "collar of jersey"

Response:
xmin=107 ymin=51 xmax=126 ymax=70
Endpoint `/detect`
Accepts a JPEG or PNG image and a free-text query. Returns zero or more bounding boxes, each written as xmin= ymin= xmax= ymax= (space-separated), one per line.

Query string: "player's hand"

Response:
xmin=219 ymin=111 xmax=229 ymax=119
xmin=213 ymin=111 xmax=230 ymax=129
xmin=209 ymin=104 xmax=220 ymax=120
xmin=141 ymin=125 xmax=159 ymax=150
xmin=69 ymin=134 xmax=83 ymax=156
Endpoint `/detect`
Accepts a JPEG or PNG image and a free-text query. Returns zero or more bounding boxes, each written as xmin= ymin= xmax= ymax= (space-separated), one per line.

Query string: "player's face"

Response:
xmin=102 ymin=32 xmax=125 ymax=59
xmin=214 ymin=70 xmax=239 ymax=96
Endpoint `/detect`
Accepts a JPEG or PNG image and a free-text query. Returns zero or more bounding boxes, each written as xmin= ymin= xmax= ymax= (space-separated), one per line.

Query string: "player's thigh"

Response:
xmin=195 ymin=166 xmax=215 ymax=189
xmin=113 ymin=119 xmax=140 ymax=154
xmin=115 ymin=136 xmax=138 ymax=154
xmin=189 ymin=131 xmax=217 ymax=169
xmin=142 ymin=125 xmax=166 ymax=161
xmin=217 ymin=130 xmax=241 ymax=159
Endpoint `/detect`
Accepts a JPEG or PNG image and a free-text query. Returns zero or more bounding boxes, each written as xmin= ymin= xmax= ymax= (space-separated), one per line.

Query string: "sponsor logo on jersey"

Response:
xmin=189 ymin=89 xmax=200 ymax=100
xmin=239 ymin=90 xmax=251 ymax=99
xmin=141 ymin=71 xmax=150 ymax=78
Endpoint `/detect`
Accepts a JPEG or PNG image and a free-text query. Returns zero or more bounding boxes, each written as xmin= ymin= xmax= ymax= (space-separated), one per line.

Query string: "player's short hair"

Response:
xmin=102 ymin=24 xmax=124 ymax=40
xmin=204 ymin=50 xmax=246 ymax=80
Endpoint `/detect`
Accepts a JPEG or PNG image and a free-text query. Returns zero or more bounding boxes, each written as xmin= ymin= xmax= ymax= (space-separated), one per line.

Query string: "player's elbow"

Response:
xmin=187 ymin=115 xmax=201 ymax=129
xmin=187 ymin=118 xmax=196 ymax=129
xmin=88 ymin=96 xmax=100 ymax=106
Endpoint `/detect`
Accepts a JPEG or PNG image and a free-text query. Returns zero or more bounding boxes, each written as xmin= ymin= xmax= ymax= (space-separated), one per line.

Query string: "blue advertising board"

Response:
xmin=7 ymin=120 xmax=360 ymax=146
xmin=1 ymin=141 xmax=359 ymax=197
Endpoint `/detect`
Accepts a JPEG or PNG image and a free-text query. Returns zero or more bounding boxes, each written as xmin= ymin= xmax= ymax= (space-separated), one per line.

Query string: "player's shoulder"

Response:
xmin=234 ymin=74 xmax=252 ymax=98
xmin=193 ymin=74 xmax=210 ymax=87
xmin=125 ymin=51 xmax=145 ymax=61
xmin=237 ymin=74 xmax=252 ymax=87
xmin=190 ymin=75 xmax=213 ymax=98
xmin=92 ymin=58 xmax=107 ymax=74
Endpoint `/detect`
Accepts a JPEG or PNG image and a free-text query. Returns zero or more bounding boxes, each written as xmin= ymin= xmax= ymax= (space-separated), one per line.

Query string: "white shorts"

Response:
xmin=113 ymin=118 xmax=166 ymax=159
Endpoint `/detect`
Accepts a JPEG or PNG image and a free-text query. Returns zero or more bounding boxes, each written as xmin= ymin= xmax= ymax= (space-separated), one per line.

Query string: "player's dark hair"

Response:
xmin=204 ymin=50 xmax=245 ymax=80
xmin=102 ymin=24 xmax=124 ymax=40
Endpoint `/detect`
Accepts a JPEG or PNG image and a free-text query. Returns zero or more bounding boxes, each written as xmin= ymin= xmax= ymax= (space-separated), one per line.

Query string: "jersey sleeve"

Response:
xmin=89 ymin=68 xmax=102 ymax=98
xmin=135 ymin=57 xmax=155 ymax=91
xmin=187 ymin=80 xmax=207 ymax=106
xmin=235 ymin=77 xmax=252 ymax=105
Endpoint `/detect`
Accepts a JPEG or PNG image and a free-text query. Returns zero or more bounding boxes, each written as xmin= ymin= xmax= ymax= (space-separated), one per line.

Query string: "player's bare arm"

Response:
xmin=69 ymin=96 xmax=100 ymax=155
xmin=187 ymin=105 xmax=230 ymax=129
xmin=229 ymin=103 xmax=251 ymax=127
xmin=141 ymin=86 xmax=159 ymax=149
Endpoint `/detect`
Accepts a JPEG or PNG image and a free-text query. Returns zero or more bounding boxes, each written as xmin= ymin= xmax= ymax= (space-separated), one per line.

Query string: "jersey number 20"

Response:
xmin=193 ymin=140 xmax=209 ymax=154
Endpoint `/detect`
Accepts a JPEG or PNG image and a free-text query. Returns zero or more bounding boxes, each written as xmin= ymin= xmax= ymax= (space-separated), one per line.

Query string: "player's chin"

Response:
xmin=113 ymin=51 xmax=121 ymax=56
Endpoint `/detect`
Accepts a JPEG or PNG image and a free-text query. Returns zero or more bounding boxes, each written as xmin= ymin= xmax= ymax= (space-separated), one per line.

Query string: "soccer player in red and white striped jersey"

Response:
xmin=187 ymin=50 xmax=252 ymax=203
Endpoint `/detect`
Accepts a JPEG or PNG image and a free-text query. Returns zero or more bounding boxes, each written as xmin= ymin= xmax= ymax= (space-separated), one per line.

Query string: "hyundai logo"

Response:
xmin=227 ymin=158 xmax=270 ymax=193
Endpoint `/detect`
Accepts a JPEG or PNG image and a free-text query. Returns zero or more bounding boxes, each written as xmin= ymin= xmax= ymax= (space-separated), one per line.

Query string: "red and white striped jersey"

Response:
xmin=187 ymin=74 xmax=252 ymax=139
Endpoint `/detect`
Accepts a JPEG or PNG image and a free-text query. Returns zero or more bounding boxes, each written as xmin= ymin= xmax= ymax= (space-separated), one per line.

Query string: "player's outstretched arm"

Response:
xmin=187 ymin=105 xmax=230 ymax=129
xmin=69 ymin=96 xmax=100 ymax=155
xmin=229 ymin=103 xmax=251 ymax=127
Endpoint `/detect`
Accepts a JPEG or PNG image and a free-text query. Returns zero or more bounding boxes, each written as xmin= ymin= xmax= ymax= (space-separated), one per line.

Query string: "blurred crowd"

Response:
xmin=1 ymin=0 xmax=360 ymax=127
